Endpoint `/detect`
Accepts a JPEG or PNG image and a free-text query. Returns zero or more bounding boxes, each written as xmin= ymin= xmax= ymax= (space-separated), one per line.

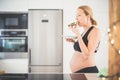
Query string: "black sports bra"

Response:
xmin=73 ymin=26 xmax=99 ymax=53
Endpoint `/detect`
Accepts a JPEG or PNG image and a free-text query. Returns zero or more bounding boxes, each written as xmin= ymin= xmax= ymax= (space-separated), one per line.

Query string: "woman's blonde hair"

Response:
xmin=78 ymin=5 xmax=97 ymax=26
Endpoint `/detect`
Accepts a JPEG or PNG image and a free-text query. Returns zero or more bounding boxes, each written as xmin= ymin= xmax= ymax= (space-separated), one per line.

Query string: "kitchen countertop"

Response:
xmin=0 ymin=73 xmax=102 ymax=80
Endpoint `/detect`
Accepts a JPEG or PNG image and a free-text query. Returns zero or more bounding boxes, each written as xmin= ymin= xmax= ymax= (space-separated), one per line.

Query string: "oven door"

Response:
xmin=0 ymin=36 xmax=28 ymax=59
xmin=0 ymin=36 xmax=28 ymax=52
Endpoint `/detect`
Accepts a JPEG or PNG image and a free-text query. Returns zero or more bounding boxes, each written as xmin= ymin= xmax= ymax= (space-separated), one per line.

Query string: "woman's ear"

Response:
xmin=87 ymin=15 xmax=91 ymax=19
xmin=86 ymin=15 xmax=91 ymax=22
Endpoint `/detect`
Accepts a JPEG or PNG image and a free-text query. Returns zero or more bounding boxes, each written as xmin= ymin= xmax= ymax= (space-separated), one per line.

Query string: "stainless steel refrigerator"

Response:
xmin=28 ymin=9 xmax=63 ymax=73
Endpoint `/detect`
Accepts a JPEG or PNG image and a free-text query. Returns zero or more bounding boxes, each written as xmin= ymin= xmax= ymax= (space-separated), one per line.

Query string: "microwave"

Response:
xmin=0 ymin=13 xmax=28 ymax=29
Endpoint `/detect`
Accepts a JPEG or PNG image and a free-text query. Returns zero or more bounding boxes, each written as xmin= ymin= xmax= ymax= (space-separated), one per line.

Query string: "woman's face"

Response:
xmin=76 ymin=9 xmax=88 ymax=26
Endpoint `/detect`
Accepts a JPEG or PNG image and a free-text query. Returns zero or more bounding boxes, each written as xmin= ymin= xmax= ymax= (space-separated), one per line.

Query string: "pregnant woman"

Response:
xmin=66 ymin=5 xmax=100 ymax=73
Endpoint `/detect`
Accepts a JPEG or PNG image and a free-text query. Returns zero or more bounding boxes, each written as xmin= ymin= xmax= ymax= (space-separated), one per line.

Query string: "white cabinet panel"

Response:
xmin=0 ymin=59 xmax=28 ymax=73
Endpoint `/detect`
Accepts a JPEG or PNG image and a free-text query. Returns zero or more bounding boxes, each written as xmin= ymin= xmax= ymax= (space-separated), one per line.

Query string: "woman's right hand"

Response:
xmin=66 ymin=38 xmax=75 ymax=43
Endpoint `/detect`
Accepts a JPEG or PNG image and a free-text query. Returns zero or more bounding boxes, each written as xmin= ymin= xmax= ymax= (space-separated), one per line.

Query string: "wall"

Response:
xmin=0 ymin=0 xmax=28 ymax=11
xmin=29 ymin=0 xmax=63 ymax=9
xmin=0 ymin=0 xmax=109 ymax=73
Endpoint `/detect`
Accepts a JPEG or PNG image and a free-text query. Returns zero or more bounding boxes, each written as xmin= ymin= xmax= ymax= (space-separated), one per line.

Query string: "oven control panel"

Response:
xmin=0 ymin=30 xmax=28 ymax=36
xmin=1 ymin=31 xmax=26 ymax=36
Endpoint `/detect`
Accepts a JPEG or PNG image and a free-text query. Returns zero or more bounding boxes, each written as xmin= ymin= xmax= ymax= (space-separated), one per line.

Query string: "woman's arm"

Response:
xmin=77 ymin=28 xmax=100 ymax=56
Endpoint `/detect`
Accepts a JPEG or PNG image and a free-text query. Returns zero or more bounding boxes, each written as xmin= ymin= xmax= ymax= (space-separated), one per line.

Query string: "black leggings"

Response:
xmin=75 ymin=66 xmax=99 ymax=73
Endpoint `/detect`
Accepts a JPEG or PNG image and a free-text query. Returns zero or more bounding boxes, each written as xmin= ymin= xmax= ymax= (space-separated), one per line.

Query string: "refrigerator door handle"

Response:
xmin=28 ymin=48 xmax=31 ymax=72
xmin=29 ymin=48 xmax=31 ymax=65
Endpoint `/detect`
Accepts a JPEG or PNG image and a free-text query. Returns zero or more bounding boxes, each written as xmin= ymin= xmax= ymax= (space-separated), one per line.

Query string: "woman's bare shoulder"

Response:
xmin=89 ymin=27 xmax=100 ymax=38
xmin=92 ymin=27 xmax=100 ymax=34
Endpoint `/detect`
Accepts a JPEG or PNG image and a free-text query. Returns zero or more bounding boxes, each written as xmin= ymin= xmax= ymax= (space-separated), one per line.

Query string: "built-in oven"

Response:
xmin=0 ymin=30 xmax=28 ymax=59
xmin=0 ymin=36 xmax=27 ymax=52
